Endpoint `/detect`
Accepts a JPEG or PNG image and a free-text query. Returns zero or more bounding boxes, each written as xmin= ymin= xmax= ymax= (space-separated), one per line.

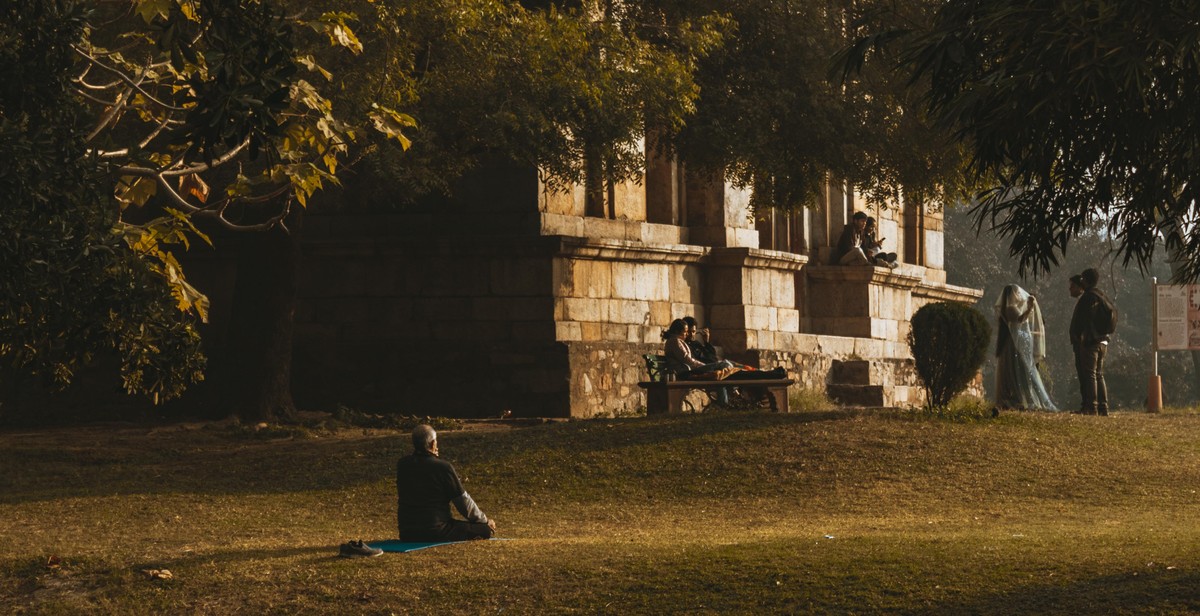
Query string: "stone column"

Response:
xmin=683 ymin=170 xmax=760 ymax=248
xmin=703 ymin=248 xmax=806 ymax=357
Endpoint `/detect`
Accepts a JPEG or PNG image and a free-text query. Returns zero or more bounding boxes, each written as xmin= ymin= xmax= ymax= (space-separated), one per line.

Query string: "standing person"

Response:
xmin=994 ymin=285 xmax=1057 ymax=411
xmin=396 ymin=424 xmax=497 ymax=541
xmin=835 ymin=212 xmax=872 ymax=265
xmin=1069 ymin=268 xmax=1113 ymax=415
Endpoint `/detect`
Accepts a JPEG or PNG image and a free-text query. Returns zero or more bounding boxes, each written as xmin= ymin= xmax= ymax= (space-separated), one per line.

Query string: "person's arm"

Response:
xmin=451 ymin=491 xmax=488 ymax=524
xmin=835 ymin=226 xmax=852 ymax=260
xmin=666 ymin=337 xmax=704 ymax=368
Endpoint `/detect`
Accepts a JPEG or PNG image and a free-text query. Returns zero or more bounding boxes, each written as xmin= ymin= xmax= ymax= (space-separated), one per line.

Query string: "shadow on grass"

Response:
xmin=0 ymin=410 xmax=858 ymax=504
xmin=927 ymin=569 xmax=1200 ymax=615
xmin=131 ymin=545 xmax=338 ymax=571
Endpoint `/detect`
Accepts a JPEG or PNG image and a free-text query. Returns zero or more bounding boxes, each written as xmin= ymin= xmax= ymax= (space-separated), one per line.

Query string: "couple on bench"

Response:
xmin=661 ymin=317 xmax=787 ymax=406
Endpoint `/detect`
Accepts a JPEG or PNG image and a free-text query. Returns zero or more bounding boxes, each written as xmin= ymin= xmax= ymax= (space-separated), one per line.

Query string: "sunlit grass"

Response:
xmin=2 ymin=408 xmax=1200 ymax=614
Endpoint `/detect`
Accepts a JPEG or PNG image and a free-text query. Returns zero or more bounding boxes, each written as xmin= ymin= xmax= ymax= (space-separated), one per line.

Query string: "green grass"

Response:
xmin=3 ymin=408 xmax=1200 ymax=614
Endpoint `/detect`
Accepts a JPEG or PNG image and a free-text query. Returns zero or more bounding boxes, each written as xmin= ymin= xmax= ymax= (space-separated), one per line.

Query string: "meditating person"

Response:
xmin=994 ymin=284 xmax=1057 ymax=411
xmin=396 ymin=424 xmax=496 ymax=541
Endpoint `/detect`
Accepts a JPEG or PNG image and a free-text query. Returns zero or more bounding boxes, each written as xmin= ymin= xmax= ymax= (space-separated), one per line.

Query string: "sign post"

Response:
xmin=1148 ymin=277 xmax=1162 ymax=412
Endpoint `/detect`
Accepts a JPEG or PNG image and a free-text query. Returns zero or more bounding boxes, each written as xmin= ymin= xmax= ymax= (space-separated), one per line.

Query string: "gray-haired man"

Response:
xmin=396 ymin=424 xmax=496 ymax=541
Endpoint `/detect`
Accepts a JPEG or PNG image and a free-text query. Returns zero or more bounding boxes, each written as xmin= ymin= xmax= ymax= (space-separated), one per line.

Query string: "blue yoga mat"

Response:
xmin=366 ymin=538 xmax=507 ymax=553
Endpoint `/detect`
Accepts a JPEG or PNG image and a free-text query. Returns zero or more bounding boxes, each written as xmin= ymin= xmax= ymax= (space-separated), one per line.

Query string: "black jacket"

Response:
xmin=1069 ymin=288 xmax=1109 ymax=346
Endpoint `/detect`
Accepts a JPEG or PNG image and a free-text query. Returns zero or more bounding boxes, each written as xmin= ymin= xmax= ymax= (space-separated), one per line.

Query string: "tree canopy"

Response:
xmin=621 ymin=0 xmax=973 ymax=212
xmin=842 ymin=0 xmax=1200 ymax=281
xmin=1 ymin=0 xmax=409 ymax=404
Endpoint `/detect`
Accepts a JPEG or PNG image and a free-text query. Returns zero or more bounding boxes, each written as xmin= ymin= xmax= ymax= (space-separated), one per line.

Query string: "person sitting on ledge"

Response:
xmin=835 ymin=211 xmax=872 ymax=265
xmin=863 ymin=216 xmax=899 ymax=269
xmin=396 ymin=424 xmax=496 ymax=542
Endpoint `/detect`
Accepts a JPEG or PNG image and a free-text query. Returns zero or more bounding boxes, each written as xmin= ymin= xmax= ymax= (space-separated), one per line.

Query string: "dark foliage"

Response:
xmin=909 ymin=301 xmax=991 ymax=407
xmin=0 ymin=1 xmax=205 ymax=415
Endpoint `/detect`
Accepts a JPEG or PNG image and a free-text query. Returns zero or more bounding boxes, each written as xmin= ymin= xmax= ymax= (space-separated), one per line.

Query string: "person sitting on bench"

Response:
xmin=396 ymin=424 xmax=496 ymax=542
xmin=662 ymin=318 xmax=736 ymax=405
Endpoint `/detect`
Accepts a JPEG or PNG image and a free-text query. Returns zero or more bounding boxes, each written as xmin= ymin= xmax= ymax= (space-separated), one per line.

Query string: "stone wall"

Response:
xmin=281 ymin=211 xmax=982 ymax=418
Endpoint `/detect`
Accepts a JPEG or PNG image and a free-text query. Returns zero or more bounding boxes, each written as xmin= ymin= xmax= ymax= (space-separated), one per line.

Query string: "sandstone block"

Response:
xmin=778 ymin=309 xmax=800 ymax=333
xmin=649 ymin=301 xmax=671 ymax=327
xmin=602 ymin=323 xmax=630 ymax=341
xmin=556 ymin=321 xmax=582 ymax=341
xmin=709 ymin=304 xmax=747 ymax=329
xmin=580 ymin=322 xmax=604 ymax=341
xmin=573 ymin=259 xmax=613 ymax=299
xmin=561 ymin=297 xmax=606 ymax=322
xmin=707 ymin=268 xmax=746 ymax=305
xmin=669 ymin=265 xmax=704 ymax=304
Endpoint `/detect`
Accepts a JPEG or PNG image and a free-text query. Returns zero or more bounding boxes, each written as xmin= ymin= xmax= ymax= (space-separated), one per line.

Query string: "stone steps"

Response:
xmin=827 ymin=358 xmax=900 ymax=407
xmin=827 ymin=383 xmax=887 ymax=407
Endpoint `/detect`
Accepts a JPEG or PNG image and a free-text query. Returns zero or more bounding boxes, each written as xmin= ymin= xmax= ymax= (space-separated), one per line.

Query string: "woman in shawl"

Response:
xmin=995 ymin=284 xmax=1058 ymax=411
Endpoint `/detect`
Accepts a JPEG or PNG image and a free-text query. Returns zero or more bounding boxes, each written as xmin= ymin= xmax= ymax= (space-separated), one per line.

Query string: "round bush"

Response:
xmin=909 ymin=301 xmax=991 ymax=408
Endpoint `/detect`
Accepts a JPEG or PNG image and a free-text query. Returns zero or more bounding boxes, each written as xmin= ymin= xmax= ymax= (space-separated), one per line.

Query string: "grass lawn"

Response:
xmin=2 ymin=407 xmax=1200 ymax=614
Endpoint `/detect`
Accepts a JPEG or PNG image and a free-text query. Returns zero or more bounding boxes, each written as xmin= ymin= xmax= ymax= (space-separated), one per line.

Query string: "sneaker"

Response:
xmin=339 ymin=540 xmax=383 ymax=558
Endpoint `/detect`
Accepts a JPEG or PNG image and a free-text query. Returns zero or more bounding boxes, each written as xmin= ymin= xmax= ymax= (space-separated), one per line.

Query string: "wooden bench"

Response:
xmin=637 ymin=354 xmax=794 ymax=414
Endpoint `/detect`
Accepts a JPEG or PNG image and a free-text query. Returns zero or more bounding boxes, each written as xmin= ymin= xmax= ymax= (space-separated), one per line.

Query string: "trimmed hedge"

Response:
xmin=909 ymin=301 xmax=991 ymax=408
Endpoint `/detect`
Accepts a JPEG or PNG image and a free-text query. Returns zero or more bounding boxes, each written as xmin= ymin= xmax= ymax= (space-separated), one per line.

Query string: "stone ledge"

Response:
xmin=806 ymin=264 xmax=923 ymax=288
xmin=553 ymin=236 xmax=707 ymax=264
xmin=913 ymin=280 xmax=985 ymax=303
xmin=708 ymin=246 xmax=809 ymax=271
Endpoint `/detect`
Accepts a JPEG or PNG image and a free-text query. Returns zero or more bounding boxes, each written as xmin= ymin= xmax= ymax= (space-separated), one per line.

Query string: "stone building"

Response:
xmin=277 ymin=154 xmax=981 ymax=418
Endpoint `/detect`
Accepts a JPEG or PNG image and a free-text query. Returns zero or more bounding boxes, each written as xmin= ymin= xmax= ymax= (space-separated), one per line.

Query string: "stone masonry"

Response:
xmin=283 ymin=157 xmax=982 ymax=418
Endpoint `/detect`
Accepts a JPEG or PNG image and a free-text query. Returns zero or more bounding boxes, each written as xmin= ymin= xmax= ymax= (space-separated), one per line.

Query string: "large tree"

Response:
xmin=1 ymin=0 xmax=410 ymax=421
xmin=2 ymin=0 xmax=721 ymax=422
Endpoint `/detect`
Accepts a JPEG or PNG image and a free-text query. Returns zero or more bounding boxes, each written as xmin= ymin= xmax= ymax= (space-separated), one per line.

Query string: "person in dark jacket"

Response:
xmin=396 ymin=424 xmax=496 ymax=541
xmin=835 ymin=212 xmax=871 ymax=265
xmin=1069 ymin=268 xmax=1110 ymax=415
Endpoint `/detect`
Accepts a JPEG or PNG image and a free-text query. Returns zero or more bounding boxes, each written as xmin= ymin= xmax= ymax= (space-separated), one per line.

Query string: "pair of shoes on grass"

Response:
xmin=339 ymin=539 xmax=383 ymax=558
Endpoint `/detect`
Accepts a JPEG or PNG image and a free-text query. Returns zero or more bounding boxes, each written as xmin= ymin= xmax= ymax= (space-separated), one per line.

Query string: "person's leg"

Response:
xmin=694 ymin=360 xmax=734 ymax=373
xmin=1078 ymin=343 xmax=1099 ymax=414
xmin=838 ymin=248 xmax=870 ymax=265
xmin=692 ymin=360 xmax=734 ymax=405
xmin=439 ymin=520 xmax=493 ymax=541
xmin=399 ymin=528 xmax=441 ymax=542
xmin=1096 ymin=343 xmax=1109 ymax=415
xmin=1073 ymin=345 xmax=1089 ymax=413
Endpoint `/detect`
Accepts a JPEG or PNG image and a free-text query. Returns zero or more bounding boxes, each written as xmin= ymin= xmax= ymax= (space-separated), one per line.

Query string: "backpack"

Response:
xmin=1092 ymin=291 xmax=1118 ymax=335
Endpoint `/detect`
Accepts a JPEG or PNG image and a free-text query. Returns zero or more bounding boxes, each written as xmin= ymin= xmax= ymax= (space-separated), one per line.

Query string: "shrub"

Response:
xmin=909 ymin=301 xmax=990 ymax=408
xmin=790 ymin=387 xmax=835 ymax=412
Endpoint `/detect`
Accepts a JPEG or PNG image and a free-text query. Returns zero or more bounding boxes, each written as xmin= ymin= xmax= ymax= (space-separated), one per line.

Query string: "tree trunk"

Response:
xmin=219 ymin=209 xmax=304 ymax=423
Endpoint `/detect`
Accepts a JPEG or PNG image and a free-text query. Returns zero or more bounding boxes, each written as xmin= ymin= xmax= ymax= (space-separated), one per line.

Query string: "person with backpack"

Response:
xmin=1069 ymin=268 xmax=1118 ymax=415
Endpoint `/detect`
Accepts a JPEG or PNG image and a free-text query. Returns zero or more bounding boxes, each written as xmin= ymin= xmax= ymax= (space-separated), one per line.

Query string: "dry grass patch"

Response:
xmin=2 ymin=409 xmax=1200 ymax=614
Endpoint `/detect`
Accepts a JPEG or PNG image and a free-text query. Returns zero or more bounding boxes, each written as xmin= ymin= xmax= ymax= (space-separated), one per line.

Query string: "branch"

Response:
xmin=72 ymin=45 xmax=188 ymax=112
xmin=120 ymin=163 xmax=295 ymax=232
xmin=85 ymin=86 xmax=134 ymax=143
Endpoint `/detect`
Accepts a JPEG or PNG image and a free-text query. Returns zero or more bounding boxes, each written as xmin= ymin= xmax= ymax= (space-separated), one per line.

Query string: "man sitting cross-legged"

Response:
xmin=396 ymin=424 xmax=497 ymax=541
